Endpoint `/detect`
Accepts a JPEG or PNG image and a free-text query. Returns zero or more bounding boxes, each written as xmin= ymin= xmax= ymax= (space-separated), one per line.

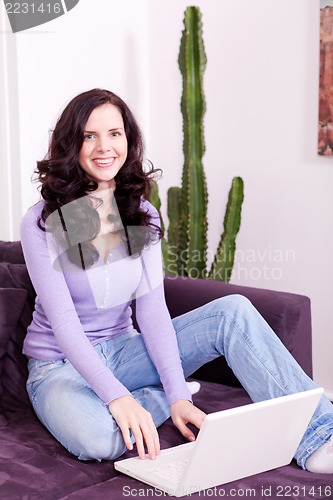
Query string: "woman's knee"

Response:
xmin=212 ymin=294 xmax=253 ymax=314
xmin=33 ymin=380 xmax=127 ymax=461
xmin=209 ymin=294 xmax=260 ymax=339
xmin=74 ymin=427 xmax=127 ymax=461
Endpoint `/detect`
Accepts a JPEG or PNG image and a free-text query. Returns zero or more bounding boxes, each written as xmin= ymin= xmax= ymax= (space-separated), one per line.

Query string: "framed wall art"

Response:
xmin=319 ymin=0 xmax=333 ymax=155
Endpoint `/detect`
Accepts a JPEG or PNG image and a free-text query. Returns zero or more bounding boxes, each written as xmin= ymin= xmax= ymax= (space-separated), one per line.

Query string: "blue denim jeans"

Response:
xmin=26 ymin=295 xmax=333 ymax=469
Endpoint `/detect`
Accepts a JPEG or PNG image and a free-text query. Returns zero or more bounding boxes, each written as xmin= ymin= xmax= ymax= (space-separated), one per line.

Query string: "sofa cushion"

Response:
xmin=0 ymin=288 xmax=27 ymax=425
xmin=0 ymin=262 xmax=34 ymax=295
xmin=0 ymin=263 xmax=35 ymax=412
xmin=0 ymin=241 xmax=25 ymax=264
xmin=0 ymin=288 xmax=27 ymax=364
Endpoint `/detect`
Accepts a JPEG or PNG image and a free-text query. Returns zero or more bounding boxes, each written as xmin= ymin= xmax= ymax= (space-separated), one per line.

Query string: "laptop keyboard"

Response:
xmin=151 ymin=458 xmax=189 ymax=483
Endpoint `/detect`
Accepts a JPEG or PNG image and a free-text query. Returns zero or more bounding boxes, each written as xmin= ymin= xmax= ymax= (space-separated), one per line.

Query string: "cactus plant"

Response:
xmin=208 ymin=176 xmax=244 ymax=282
xmin=152 ymin=6 xmax=244 ymax=283
xmin=174 ymin=6 xmax=208 ymax=279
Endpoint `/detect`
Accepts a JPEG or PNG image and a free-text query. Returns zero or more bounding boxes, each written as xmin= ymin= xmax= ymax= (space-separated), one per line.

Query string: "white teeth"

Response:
xmin=94 ymin=158 xmax=114 ymax=165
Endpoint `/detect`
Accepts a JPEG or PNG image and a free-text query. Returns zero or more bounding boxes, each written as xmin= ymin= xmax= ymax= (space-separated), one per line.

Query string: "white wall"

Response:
xmin=0 ymin=0 xmax=151 ymax=237
xmin=1 ymin=0 xmax=333 ymax=397
xmin=0 ymin=8 xmax=21 ymax=239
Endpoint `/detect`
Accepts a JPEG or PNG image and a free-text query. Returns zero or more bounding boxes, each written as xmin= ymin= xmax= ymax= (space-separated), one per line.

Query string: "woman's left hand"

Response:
xmin=170 ymin=400 xmax=206 ymax=442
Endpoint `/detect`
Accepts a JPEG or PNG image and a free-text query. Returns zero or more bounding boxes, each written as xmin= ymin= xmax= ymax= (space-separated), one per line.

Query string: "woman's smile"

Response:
xmin=93 ymin=157 xmax=117 ymax=168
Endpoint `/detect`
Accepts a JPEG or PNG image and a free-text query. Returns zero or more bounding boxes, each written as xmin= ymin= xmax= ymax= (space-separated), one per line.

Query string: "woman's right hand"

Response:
xmin=108 ymin=395 xmax=160 ymax=460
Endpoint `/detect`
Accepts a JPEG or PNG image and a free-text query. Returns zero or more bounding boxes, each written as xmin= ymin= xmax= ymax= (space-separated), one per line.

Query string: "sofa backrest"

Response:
xmin=0 ymin=241 xmax=36 ymax=414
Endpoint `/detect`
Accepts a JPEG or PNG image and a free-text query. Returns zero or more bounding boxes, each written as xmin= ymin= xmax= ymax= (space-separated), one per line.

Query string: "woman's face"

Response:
xmin=79 ymin=103 xmax=128 ymax=191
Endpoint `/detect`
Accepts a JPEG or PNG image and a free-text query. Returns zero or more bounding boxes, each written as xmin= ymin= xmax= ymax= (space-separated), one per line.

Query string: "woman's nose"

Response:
xmin=96 ymin=138 xmax=112 ymax=152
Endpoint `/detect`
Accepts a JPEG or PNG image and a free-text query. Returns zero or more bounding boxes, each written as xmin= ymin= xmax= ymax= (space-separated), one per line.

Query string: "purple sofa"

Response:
xmin=1 ymin=240 xmax=332 ymax=499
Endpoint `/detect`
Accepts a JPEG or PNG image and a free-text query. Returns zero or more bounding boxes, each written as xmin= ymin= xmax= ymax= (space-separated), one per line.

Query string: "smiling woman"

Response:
xmin=79 ymin=104 xmax=128 ymax=192
xmin=33 ymin=88 xmax=161 ymax=269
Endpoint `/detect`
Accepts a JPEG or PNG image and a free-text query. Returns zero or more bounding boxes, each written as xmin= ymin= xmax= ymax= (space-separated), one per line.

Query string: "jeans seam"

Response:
xmin=230 ymin=316 xmax=290 ymax=396
xmin=115 ymin=347 xmax=148 ymax=370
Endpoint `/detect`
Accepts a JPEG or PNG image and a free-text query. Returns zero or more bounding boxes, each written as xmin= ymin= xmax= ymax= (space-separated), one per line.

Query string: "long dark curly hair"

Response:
xmin=35 ymin=89 xmax=163 ymax=269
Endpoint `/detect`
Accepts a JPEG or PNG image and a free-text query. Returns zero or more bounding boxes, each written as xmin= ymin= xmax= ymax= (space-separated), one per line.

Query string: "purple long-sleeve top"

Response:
xmin=20 ymin=199 xmax=191 ymax=407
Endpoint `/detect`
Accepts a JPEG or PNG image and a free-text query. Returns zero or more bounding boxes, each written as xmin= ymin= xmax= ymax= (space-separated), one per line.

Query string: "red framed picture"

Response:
xmin=319 ymin=1 xmax=333 ymax=155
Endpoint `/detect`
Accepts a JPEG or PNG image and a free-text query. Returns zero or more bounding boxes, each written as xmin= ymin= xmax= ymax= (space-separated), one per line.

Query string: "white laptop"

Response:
xmin=115 ymin=388 xmax=324 ymax=497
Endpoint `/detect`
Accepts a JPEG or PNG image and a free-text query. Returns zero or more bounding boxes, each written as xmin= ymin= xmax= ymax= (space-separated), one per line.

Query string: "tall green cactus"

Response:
xmin=152 ymin=6 xmax=244 ymax=283
xmin=175 ymin=6 xmax=208 ymax=279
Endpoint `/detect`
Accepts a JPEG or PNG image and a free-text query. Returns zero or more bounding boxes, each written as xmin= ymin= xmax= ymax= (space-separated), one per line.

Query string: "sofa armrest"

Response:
xmin=163 ymin=276 xmax=312 ymax=387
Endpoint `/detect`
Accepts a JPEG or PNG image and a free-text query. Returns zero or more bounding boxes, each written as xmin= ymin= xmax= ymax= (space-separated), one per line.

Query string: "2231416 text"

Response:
xmin=5 ymin=2 xmax=62 ymax=14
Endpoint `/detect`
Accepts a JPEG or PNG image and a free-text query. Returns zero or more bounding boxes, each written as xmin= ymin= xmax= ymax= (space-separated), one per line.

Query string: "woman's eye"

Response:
xmin=111 ymin=131 xmax=120 ymax=137
xmin=84 ymin=134 xmax=94 ymax=140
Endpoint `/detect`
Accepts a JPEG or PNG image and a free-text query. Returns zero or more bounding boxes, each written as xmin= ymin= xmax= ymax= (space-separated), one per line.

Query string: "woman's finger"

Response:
xmin=140 ymin=419 xmax=159 ymax=460
xmin=118 ymin=422 xmax=134 ymax=451
xmin=131 ymin=423 xmax=146 ymax=459
xmin=152 ymin=423 xmax=160 ymax=456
